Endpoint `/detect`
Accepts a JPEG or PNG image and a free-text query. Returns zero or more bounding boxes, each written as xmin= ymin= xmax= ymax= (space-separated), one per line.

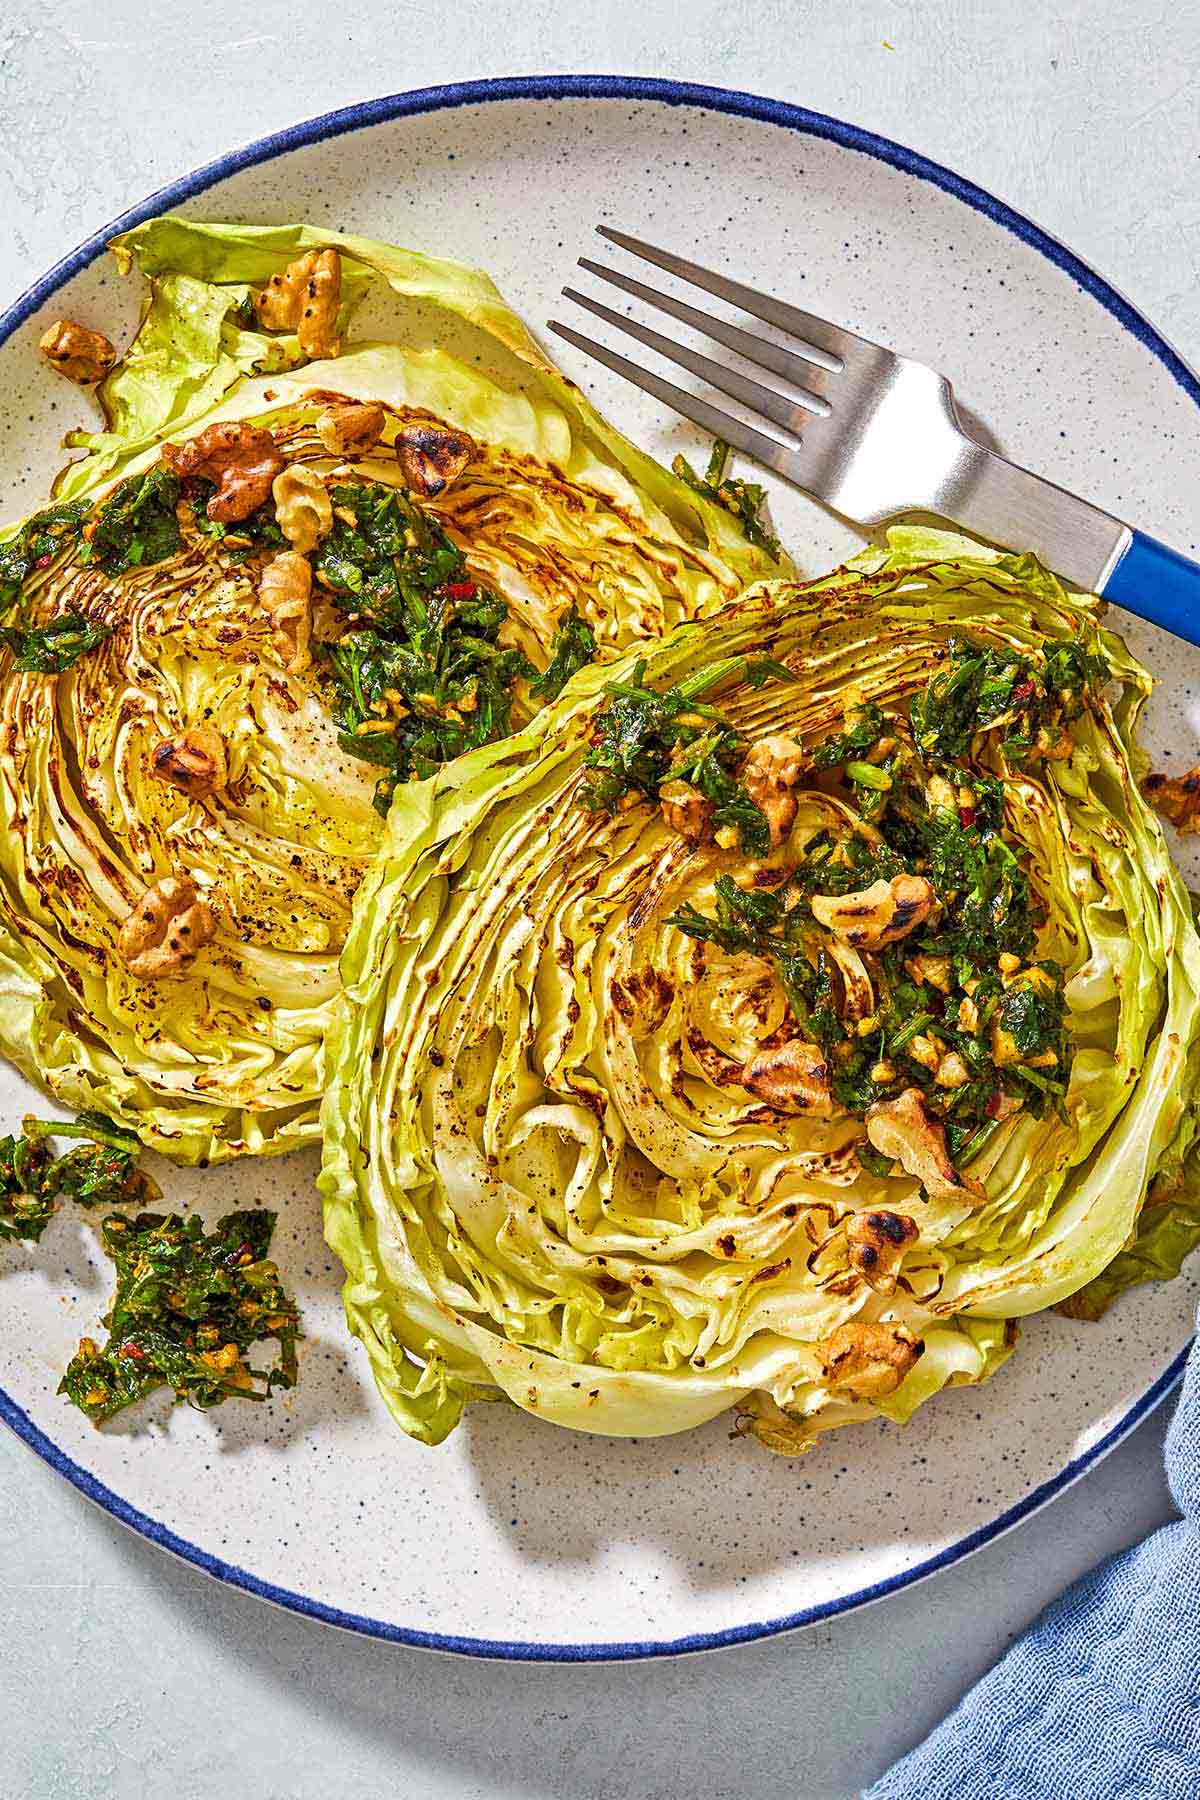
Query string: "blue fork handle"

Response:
xmin=1101 ymin=530 xmax=1200 ymax=639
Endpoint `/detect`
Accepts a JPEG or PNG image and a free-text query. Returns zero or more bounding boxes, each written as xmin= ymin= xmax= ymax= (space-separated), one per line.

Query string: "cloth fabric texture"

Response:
xmin=868 ymin=1312 xmax=1200 ymax=1800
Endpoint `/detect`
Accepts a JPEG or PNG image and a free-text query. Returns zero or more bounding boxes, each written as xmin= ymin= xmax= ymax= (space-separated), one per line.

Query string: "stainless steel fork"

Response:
xmin=549 ymin=227 xmax=1200 ymax=639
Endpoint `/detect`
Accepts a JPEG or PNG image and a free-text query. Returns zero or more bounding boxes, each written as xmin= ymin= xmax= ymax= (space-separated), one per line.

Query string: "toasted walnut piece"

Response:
xmin=162 ymin=422 xmax=285 ymax=523
xmin=1143 ymin=767 xmax=1200 ymax=833
xmin=39 ymin=319 xmax=116 ymax=385
xmin=905 ymin=952 xmax=952 ymax=992
xmin=935 ymin=1050 xmax=970 ymax=1090
xmin=297 ymin=250 xmax=341 ymax=359
xmin=735 ymin=1395 xmax=815 ymax=1457
xmin=741 ymin=733 xmax=806 ymax=847
xmin=255 ymin=249 xmax=342 ymax=359
xmin=260 ymin=551 xmax=313 ymax=673
xmin=741 ymin=1039 xmax=834 ymax=1116
xmin=1030 ymin=725 xmax=1072 ymax=764
xmin=272 ymin=465 xmax=333 ymax=553
xmin=846 ymin=1210 xmax=919 ymax=1294
xmin=925 ymin=772 xmax=958 ymax=813
xmin=116 ymin=875 xmax=215 ymax=980
xmin=811 ymin=873 xmax=935 ymax=949
xmin=396 ymin=423 xmax=475 ymax=498
xmin=865 ymin=1086 xmax=985 ymax=1206
xmin=990 ymin=1018 xmax=1024 ymax=1067
xmin=315 ymin=400 xmax=386 ymax=457
xmin=150 ymin=726 xmax=227 ymax=798
xmin=819 ymin=1320 xmax=924 ymax=1399
xmin=256 ymin=257 xmax=307 ymax=331
xmin=907 ymin=1032 xmax=942 ymax=1072
xmin=659 ymin=778 xmax=714 ymax=844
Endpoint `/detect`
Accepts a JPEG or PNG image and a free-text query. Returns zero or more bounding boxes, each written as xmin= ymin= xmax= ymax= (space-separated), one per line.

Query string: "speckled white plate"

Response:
xmin=0 ymin=77 xmax=1197 ymax=1661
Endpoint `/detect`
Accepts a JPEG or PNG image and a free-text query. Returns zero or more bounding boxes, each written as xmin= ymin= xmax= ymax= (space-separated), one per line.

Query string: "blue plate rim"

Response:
xmin=0 ymin=72 xmax=1192 ymax=1662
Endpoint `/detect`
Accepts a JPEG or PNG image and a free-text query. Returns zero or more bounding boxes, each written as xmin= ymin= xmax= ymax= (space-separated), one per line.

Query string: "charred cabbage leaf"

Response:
xmin=0 ymin=217 xmax=776 ymax=1164
xmin=320 ymin=526 xmax=1200 ymax=1452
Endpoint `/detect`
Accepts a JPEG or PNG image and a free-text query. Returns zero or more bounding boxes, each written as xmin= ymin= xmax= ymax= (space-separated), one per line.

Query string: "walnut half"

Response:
xmin=1143 ymin=766 xmax=1200 ymax=833
xmin=741 ymin=1039 xmax=834 ymax=1116
xmin=272 ymin=465 xmax=333 ymax=553
xmin=659 ymin=778 xmax=713 ymax=844
xmin=865 ymin=1086 xmax=985 ymax=1206
xmin=255 ymin=249 xmax=342 ymax=359
xmin=39 ymin=320 xmax=116 ymax=385
xmin=811 ymin=873 xmax=935 ymax=950
xmin=819 ymin=1320 xmax=924 ymax=1399
xmin=116 ymin=875 xmax=215 ymax=980
xmin=259 ymin=551 xmax=313 ymax=673
xmin=163 ymin=422 xmax=285 ymax=523
xmin=396 ymin=424 xmax=475 ymax=498
xmin=316 ymin=401 xmax=385 ymax=457
xmin=846 ymin=1210 xmax=919 ymax=1294
xmin=150 ymin=726 xmax=228 ymax=798
xmin=741 ymin=733 xmax=806 ymax=847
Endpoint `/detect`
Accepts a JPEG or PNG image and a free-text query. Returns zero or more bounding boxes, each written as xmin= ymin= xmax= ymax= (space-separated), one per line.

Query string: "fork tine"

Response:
xmin=545 ymin=318 xmax=800 ymax=480
xmin=577 ymin=257 xmax=834 ymax=393
xmin=561 ymin=287 xmax=825 ymax=432
xmin=596 ymin=226 xmax=863 ymax=367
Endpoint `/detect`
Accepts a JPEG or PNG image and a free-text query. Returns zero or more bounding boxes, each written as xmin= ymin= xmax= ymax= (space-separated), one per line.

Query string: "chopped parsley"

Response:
xmin=810 ymin=699 xmax=886 ymax=772
xmin=0 ymin=500 xmax=104 ymax=673
xmin=0 ymin=1112 xmax=152 ymax=1244
xmin=668 ymin=875 xmax=841 ymax=1039
xmin=0 ymin=500 xmax=89 ymax=610
xmin=187 ymin=481 xmax=287 ymax=559
xmin=530 ymin=606 xmax=597 ymax=702
xmin=580 ymin=655 xmax=789 ymax=855
xmin=910 ymin=632 xmax=1104 ymax=764
xmin=672 ymin=438 xmax=781 ymax=558
xmin=666 ymin=630 xmax=1092 ymax=1150
xmin=82 ymin=466 xmax=185 ymax=576
xmin=59 ymin=1208 xmax=299 ymax=1424
xmin=316 ymin=478 xmax=594 ymax=813
xmin=2 ymin=469 xmax=200 ymax=676
xmin=0 ymin=612 xmax=113 ymax=673
xmin=313 ymin=479 xmax=461 ymax=626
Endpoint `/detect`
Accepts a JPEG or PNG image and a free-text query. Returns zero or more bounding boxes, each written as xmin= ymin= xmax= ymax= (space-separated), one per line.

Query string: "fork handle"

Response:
xmin=949 ymin=441 xmax=1200 ymax=642
xmin=1100 ymin=530 xmax=1200 ymax=639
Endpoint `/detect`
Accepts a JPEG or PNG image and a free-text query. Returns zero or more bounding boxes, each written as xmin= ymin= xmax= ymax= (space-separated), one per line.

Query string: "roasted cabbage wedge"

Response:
xmin=321 ymin=528 xmax=1200 ymax=1449
xmin=0 ymin=220 xmax=776 ymax=1163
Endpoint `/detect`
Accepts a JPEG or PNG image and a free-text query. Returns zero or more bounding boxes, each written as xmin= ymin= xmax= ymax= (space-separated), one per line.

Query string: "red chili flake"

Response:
xmin=985 ymin=1090 xmax=1003 ymax=1119
xmin=446 ymin=581 xmax=476 ymax=601
xmin=1011 ymin=679 xmax=1035 ymax=704
xmin=120 ymin=1342 xmax=147 ymax=1362
xmin=958 ymin=806 xmax=976 ymax=828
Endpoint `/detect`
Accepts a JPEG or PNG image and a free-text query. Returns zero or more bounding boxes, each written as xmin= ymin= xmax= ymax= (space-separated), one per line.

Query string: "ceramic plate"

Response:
xmin=1 ymin=77 xmax=1197 ymax=1661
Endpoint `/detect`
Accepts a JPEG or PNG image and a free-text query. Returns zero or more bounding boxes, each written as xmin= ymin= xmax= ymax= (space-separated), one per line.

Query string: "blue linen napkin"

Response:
xmin=868 ymin=1312 xmax=1200 ymax=1800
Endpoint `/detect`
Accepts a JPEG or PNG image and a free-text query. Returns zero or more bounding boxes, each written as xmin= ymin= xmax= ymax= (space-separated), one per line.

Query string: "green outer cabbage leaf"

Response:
xmin=1061 ymin=1142 xmax=1200 ymax=1320
xmin=320 ymin=528 xmax=1200 ymax=1447
xmin=58 ymin=216 xmax=782 ymax=586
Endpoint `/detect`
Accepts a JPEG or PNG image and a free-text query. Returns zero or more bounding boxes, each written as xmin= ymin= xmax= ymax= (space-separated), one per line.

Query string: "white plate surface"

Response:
xmin=0 ymin=78 xmax=1197 ymax=1659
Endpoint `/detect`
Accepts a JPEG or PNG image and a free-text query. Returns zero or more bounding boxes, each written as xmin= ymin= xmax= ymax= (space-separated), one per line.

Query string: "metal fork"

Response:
xmin=549 ymin=227 xmax=1200 ymax=638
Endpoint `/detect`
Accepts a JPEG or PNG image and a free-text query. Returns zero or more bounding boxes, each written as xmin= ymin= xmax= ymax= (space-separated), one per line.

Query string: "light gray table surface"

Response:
xmin=1 ymin=4 xmax=1197 ymax=1796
